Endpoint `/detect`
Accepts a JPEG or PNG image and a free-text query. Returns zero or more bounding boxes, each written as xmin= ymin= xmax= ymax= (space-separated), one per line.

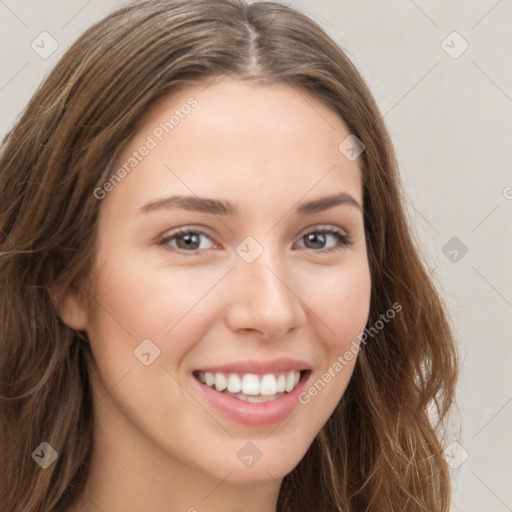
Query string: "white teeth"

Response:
xmin=276 ymin=374 xmax=286 ymax=393
xmin=285 ymin=371 xmax=296 ymax=393
xmin=241 ymin=374 xmax=260 ymax=395
xmin=215 ymin=372 xmax=227 ymax=391
xmin=205 ymin=372 xmax=215 ymax=387
xmin=260 ymin=374 xmax=277 ymax=395
xmin=196 ymin=370 xmax=303 ymax=397
xmin=227 ymin=373 xmax=242 ymax=393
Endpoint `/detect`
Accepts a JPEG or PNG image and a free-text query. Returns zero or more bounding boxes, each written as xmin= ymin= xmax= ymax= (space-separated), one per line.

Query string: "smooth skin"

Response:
xmin=57 ymin=77 xmax=372 ymax=512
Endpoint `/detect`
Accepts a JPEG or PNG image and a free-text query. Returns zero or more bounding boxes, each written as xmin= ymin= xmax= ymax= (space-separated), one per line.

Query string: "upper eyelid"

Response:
xmin=160 ymin=224 xmax=349 ymax=239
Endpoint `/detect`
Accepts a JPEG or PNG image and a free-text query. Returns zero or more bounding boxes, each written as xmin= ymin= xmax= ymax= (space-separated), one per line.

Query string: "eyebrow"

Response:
xmin=138 ymin=191 xmax=362 ymax=216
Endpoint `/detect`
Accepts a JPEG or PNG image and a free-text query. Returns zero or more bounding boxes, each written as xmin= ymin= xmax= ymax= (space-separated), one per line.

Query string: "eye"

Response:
xmin=158 ymin=227 xmax=215 ymax=253
xmin=157 ymin=225 xmax=353 ymax=255
xmin=295 ymin=227 xmax=352 ymax=253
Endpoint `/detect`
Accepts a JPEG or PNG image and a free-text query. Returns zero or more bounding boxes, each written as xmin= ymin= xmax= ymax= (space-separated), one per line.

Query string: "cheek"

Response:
xmin=85 ymin=248 xmax=229 ymax=374
xmin=302 ymin=258 xmax=372 ymax=349
xmin=83 ymin=253 xmax=222 ymax=445
xmin=333 ymin=270 xmax=371 ymax=343
xmin=294 ymin=259 xmax=371 ymax=416
xmin=89 ymin=241 xmax=190 ymax=334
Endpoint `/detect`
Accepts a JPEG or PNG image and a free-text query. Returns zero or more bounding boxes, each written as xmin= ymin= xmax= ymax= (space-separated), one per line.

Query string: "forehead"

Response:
xmin=104 ymin=77 xmax=363 ymax=214
xmin=138 ymin=77 xmax=354 ymax=151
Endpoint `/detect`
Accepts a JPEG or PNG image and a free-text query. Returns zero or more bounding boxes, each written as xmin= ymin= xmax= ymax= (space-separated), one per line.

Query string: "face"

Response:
xmin=68 ymin=77 xmax=371 ymax=486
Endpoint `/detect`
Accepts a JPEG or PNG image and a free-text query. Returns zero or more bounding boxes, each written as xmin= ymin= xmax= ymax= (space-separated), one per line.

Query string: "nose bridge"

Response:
xmin=225 ymin=238 xmax=304 ymax=337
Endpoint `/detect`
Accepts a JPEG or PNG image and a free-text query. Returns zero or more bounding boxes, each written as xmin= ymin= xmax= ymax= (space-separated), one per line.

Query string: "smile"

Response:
xmin=192 ymin=358 xmax=311 ymax=426
xmin=194 ymin=370 xmax=302 ymax=403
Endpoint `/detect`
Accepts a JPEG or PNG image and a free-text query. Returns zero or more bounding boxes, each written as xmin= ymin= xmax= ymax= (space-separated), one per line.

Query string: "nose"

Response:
xmin=224 ymin=244 xmax=306 ymax=340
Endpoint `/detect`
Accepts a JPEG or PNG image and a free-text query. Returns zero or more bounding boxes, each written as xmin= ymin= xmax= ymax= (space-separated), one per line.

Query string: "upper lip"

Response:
xmin=194 ymin=358 xmax=311 ymax=375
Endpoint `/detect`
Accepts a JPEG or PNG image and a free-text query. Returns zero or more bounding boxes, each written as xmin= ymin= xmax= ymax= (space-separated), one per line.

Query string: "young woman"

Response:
xmin=0 ymin=0 xmax=458 ymax=510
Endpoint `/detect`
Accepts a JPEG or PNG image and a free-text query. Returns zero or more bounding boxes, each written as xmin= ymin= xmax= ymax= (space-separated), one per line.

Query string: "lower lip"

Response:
xmin=192 ymin=372 xmax=310 ymax=426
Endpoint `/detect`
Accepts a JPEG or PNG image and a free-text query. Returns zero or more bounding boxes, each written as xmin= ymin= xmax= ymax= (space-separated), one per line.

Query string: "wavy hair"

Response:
xmin=0 ymin=0 xmax=458 ymax=510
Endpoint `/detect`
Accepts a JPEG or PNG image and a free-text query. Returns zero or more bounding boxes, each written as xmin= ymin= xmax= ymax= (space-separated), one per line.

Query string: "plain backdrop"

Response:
xmin=1 ymin=1 xmax=511 ymax=511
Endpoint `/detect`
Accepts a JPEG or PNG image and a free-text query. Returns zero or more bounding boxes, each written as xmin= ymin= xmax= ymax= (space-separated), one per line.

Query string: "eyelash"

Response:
xmin=157 ymin=225 xmax=353 ymax=256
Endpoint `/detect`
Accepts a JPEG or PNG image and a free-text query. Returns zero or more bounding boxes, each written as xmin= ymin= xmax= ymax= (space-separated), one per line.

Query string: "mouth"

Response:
xmin=191 ymin=359 xmax=312 ymax=426
xmin=193 ymin=369 xmax=309 ymax=403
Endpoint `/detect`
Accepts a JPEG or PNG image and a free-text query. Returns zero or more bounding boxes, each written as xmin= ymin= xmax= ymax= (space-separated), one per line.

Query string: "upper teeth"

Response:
xmin=196 ymin=370 xmax=301 ymax=395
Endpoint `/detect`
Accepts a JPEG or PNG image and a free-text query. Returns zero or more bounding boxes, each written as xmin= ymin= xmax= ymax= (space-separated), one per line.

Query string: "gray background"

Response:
xmin=1 ymin=1 xmax=511 ymax=510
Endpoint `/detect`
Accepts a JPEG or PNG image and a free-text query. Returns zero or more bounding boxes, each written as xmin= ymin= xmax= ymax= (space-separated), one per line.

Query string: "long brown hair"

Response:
xmin=0 ymin=0 xmax=458 ymax=510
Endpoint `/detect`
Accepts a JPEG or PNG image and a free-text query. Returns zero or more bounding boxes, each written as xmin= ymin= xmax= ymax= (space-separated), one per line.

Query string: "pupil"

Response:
xmin=306 ymin=233 xmax=325 ymax=249
xmin=178 ymin=233 xmax=199 ymax=250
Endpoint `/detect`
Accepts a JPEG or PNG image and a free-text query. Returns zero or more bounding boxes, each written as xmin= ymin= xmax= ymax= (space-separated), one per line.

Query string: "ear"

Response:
xmin=48 ymin=282 xmax=89 ymax=331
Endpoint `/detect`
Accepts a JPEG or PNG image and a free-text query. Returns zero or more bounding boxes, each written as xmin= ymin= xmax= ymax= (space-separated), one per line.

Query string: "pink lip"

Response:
xmin=194 ymin=357 xmax=311 ymax=375
xmin=192 ymin=369 xmax=311 ymax=426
